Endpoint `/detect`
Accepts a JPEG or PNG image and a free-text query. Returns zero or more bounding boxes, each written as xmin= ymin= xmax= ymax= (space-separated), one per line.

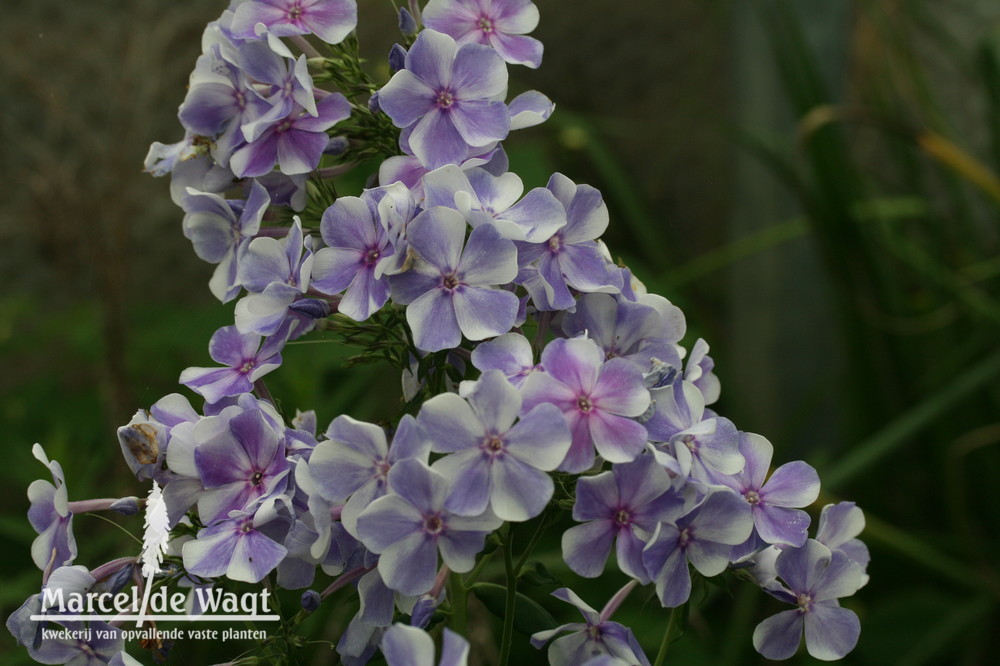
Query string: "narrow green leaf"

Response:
xmin=470 ymin=582 xmax=558 ymax=635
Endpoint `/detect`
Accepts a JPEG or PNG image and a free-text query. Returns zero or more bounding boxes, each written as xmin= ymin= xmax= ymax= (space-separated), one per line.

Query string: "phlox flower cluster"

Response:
xmin=8 ymin=1 xmax=869 ymax=664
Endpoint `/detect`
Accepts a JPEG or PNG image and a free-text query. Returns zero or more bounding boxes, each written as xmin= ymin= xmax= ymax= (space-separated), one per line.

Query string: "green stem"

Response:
xmin=498 ymin=526 xmax=517 ymax=666
xmin=513 ymin=508 xmax=549 ymax=576
xmin=463 ymin=548 xmax=497 ymax=588
xmin=652 ymin=605 xmax=680 ymax=666
xmin=449 ymin=571 xmax=467 ymax=636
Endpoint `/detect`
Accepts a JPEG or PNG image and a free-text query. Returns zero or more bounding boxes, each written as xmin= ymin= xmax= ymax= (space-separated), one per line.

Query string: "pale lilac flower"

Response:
xmin=182 ymin=504 xmax=289 ymax=583
xmin=389 ymin=207 xmax=518 ymax=352
xmin=644 ymin=379 xmax=743 ymax=483
xmin=181 ymin=179 xmax=270 ymax=302
xmin=684 ymin=338 xmax=720 ymax=405
xmin=355 ymin=459 xmax=502 ymax=595
xmin=311 ymin=195 xmax=397 ymax=321
xmin=560 ymin=293 xmax=683 ymax=371
xmin=530 ymin=588 xmax=650 ymax=666
xmin=179 ymin=44 xmax=270 ymax=166
xmin=717 ymin=433 xmax=819 ymax=554
xmin=470 ymin=332 xmax=541 ymax=388
xmin=520 ymin=337 xmax=650 ymax=473
xmin=642 ymin=489 xmax=754 ymax=607
xmin=423 ymin=164 xmax=565 ymax=242
xmin=308 ymin=414 xmax=429 ymax=537
xmin=752 ymin=540 xmax=863 ymax=661
xmin=381 ymin=624 xmax=469 ymax=666
xmin=508 ymin=90 xmax=555 ymax=129
xmin=816 ymin=502 xmax=870 ymax=587
xmin=378 ymin=30 xmax=510 ymax=169
xmin=562 ymin=455 xmax=683 ymax=582
xmin=193 ymin=406 xmax=291 ymax=524
xmin=231 ymin=0 xmax=358 ymax=45
xmin=230 ymin=94 xmax=351 ymax=178
xmin=237 ymin=35 xmax=318 ymax=142
xmin=235 ymin=218 xmax=315 ymax=336
xmin=516 ymin=173 xmax=623 ymax=310
xmin=179 ymin=324 xmax=288 ymax=404
xmin=420 ymin=370 xmax=571 ymax=521
xmin=28 ymin=445 xmax=76 ymax=572
xmin=423 ymin=0 xmax=543 ymax=68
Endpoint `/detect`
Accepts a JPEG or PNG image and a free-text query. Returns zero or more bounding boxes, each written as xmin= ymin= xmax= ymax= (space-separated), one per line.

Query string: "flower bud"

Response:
xmin=289 ymin=298 xmax=331 ymax=320
xmin=324 ymin=136 xmax=350 ymax=156
xmin=110 ymin=497 xmax=140 ymax=516
xmin=388 ymin=44 xmax=407 ymax=74
xmin=398 ymin=7 xmax=418 ymax=35
xmin=300 ymin=589 xmax=321 ymax=612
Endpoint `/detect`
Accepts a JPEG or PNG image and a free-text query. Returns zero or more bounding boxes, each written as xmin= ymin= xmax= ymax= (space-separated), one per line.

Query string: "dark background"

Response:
xmin=2 ymin=0 xmax=999 ymax=663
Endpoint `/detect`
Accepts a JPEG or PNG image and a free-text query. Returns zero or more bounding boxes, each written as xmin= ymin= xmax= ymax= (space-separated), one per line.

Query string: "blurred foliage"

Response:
xmin=3 ymin=0 xmax=1000 ymax=664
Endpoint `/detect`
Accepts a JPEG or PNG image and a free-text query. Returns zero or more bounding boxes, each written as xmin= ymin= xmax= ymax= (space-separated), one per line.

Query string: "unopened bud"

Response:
xmin=398 ymin=8 xmax=418 ymax=35
xmin=388 ymin=43 xmax=407 ymax=74
xmin=324 ymin=136 xmax=350 ymax=156
xmin=301 ymin=589 xmax=321 ymax=612
xmin=110 ymin=497 xmax=140 ymax=516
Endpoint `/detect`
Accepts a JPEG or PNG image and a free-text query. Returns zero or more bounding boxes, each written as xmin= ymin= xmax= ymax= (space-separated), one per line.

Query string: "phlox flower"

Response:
xmin=716 ymin=432 xmax=819 ymax=556
xmin=530 ymin=587 xmax=650 ymax=666
xmin=520 ymin=337 xmax=650 ymax=473
xmin=752 ymin=540 xmax=863 ymax=661
xmin=378 ymin=29 xmax=510 ymax=169
xmin=230 ymin=0 xmax=358 ymax=45
xmin=516 ymin=173 xmax=623 ymax=310
xmin=28 ymin=445 xmax=76 ymax=572
xmin=419 ymin=369 xmax=571 ymax=521
xmin=562 ymin=455 xmax=684 ymax=581
xmin=355 ymin=459 xmax=502 ymax=596
xmin=179 ymin=323 xmax=288 ymax=404
xmin=423 ymin=0 xmax=544 ymax=68
xmin=389 ymin=206 xmax=518 ymax=352
xmin=642 ymin=489 xmax=754 ymax=608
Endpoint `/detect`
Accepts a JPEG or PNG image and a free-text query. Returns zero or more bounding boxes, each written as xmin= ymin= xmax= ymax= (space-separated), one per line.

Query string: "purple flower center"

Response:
xmin=577 ymin=395 xmax=593 ymax=412
xmin=744 ymin=490 xmax=761 ymax=505
xmin=678 ymin=526 xmax=692 ymax=548
xmin=240 ymin=360 xmax=256 ymax=375
xmin=287 ymin=3 xmax=304 ymax=21
xmin=547 ymin=234 xmax=564 ymax=253
xmin=364 ymin=248 xmax=381 ymax=265
xmin=435 ymin=90 xmax=456 ymax=109
xmin=680 ymin=433 xmax=698 ymax=452
xmin=441 ymin=272 xmax=462 ymax=290
xmin=250 ymin=470 xmax=264 ymax=486
xmin=795 ymin=593 xmax=814 ymax=613
xmin=423 ymin=513 xmax=445 ymax=535
xmin=478 ymin=16 xmax=495 ymax=34
xmin=482 ymin=434 xmax=505 ymax=454
xmin=276 ymin=118 xmax=294 ymax=133
xmin=241 ymin=520 xmax=253 ymax=533
xmin=614 ymin=509 xmax=631 ymax=526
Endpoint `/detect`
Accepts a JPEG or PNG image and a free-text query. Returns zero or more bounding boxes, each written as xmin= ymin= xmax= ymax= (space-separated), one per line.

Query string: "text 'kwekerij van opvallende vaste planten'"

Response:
xmin=7 ymin=1 xmax=869 ymax=664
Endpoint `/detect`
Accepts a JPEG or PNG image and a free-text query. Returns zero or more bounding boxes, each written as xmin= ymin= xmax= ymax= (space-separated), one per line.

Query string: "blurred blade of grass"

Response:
xmin=874 ymin=225 xmax=1000 ymax=325
xmin=976 ymin=35 xmax=1000 ymax=172
xmin=897 ymin=595 xmax=994 ymax=666
xmin=824 ymin=346 xmax=1000 ymax=490
xmin=762 ymin=0 xmax=909 ymax=425
xmin=664 ymin=196 xmax=929 ymax=286
xmin=914 ymin=130 xmax=1000 ymax=205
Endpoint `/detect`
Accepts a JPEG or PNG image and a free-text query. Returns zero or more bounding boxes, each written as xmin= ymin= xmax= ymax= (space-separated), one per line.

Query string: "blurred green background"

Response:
xmin=3 ymin=0 xmax=1000 ymax=663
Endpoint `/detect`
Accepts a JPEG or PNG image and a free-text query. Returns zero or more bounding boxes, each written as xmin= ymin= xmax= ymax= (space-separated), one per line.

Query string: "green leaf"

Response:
xmin=517 ymin=560 xmax=562 ymax=589
xmin=469 ymin=582 xmax=558 ymax=635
